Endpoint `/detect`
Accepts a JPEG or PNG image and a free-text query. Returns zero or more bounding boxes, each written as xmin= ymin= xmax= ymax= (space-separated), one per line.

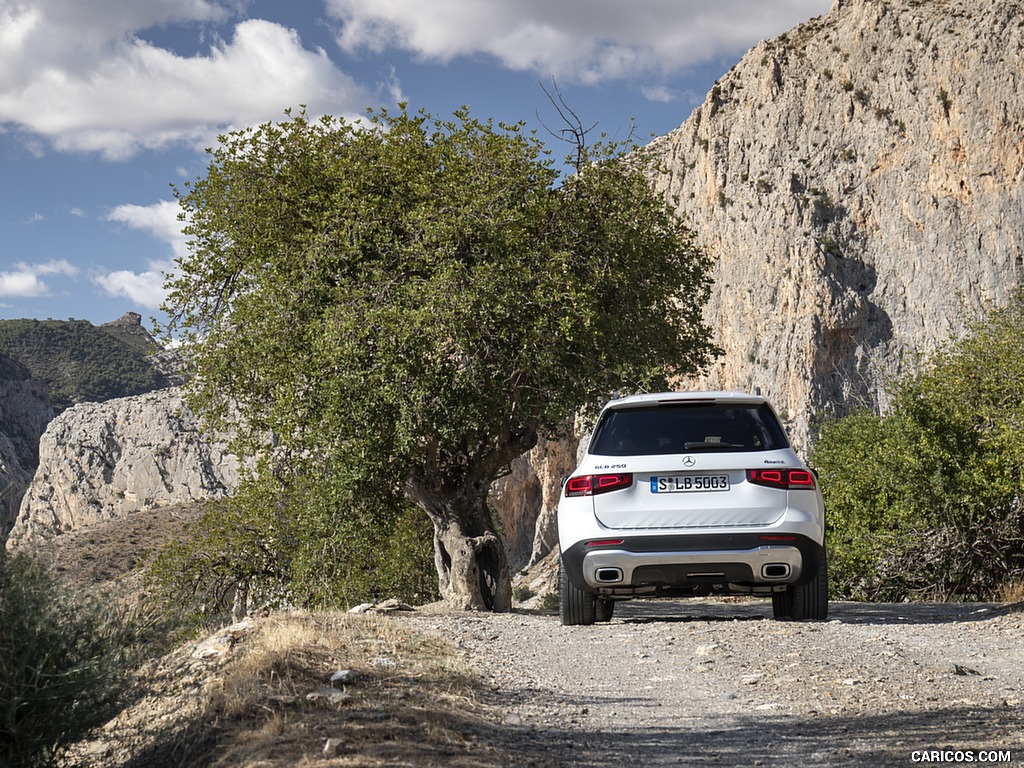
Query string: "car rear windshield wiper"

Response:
xmin=684 ymin=441 xmax=745 ymax=451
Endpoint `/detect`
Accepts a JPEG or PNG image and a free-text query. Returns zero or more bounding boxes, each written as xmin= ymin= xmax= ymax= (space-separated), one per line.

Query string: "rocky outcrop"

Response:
xmin=99 ymin=311 xmax=159 ymax=353
xmin=0 ymin=353 xmax=53 ymax=534
xmin=5 ymin=388 xmax=241 ymax=550
xmin=646 ymin=0 xmax=1024 ymax=448
xmin=490 ymin=433 xmax=580 ymax=569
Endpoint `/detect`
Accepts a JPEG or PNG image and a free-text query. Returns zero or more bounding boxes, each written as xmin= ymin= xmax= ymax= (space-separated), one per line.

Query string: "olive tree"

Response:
xmin=164 ymin=106 xmax=717 ymax=611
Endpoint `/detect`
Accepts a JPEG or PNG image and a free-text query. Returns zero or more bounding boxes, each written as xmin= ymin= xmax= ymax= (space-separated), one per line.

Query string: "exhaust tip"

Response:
xmin=595 ymin=567 xmax=623 ymax=583
xmin=761 ymin=563 xmax=791 ymax=580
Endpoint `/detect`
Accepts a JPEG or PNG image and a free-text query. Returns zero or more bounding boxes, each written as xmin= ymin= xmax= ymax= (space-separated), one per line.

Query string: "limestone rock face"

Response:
xmin=646 ymin=0 xmax=1024 ymax=448
xmin=6 ymin=388 xmax=241 ymax=550
xmin=0 ymin=353 xmax=53 ymax=532
xmin=490 ymin=433 xmax=580 ymax=569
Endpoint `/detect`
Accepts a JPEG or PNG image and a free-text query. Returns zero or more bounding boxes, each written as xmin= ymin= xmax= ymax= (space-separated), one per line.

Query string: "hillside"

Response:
xmin=0 ymin=312 xmax=172 ymax=413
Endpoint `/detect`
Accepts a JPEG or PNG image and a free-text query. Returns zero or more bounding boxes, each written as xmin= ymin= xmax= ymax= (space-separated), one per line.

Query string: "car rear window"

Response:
xmin=588 ymin=403 xmax=790 ymax=456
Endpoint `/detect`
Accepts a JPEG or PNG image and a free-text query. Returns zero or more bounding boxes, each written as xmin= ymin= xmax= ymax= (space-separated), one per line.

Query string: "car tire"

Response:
xmin=559 ymin=562 xmax=596 ymax=625
xmin=772 ymin=550 xmax=829 ymax=621
xmin=595 ymin=598 xmax=615 ymax=623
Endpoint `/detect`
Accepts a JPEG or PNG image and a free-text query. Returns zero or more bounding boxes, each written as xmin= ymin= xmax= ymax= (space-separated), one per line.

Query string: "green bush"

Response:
xmin=0 ymin=553 xmax=152 ymax=767
xmin=147 ymin=460 xmax=438 ymax=623
xmin=812 ymin=290 xmax=1024 ymax=601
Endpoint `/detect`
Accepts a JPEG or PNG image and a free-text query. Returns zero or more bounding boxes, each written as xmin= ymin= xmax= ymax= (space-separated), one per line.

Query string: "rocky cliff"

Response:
xmin=0 ymin=353 xmax=53 ymax=532
xmin=646 ymin=0 xmax=1024 ymax=448
xmin=5 ymin=388 xmax=242 ymax=550
xmin=491 ymin=433 xmax=581 ymax=568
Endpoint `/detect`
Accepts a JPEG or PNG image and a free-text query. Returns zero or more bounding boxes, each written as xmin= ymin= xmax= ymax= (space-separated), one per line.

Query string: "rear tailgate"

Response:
xmin=592 ymin=453 xmax=788 ymax=530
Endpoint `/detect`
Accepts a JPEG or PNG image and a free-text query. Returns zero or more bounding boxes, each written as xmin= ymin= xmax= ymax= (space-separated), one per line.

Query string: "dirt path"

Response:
xmin=406 ymin=599 xmax=1024 ymax=767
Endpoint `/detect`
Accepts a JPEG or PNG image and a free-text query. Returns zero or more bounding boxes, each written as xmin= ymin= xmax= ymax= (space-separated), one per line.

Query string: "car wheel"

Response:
xmin=559 ymin=561 xmax=596 ymax=626
xmin=595 ymin=598 xmax=615 ymax=623
xmin=774 ymin=550 xmax=829 ymax=621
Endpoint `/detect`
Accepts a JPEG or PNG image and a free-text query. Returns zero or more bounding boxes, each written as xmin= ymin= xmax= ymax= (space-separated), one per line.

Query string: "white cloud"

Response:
xmin=0 ymin=0 xmax=833 ymax=157
xmin=326 ymin=0 xmax=831 ymax=84
xmin=0 ymin=259 xmax=78 ymax=298
xmin=105 ymin=200 xmax=188 ymax=259
xmin=382 ymin=66 xmax=405 ymax=104
xmin=35 ymin=259 xmax=76 ymax=276
xmin=95 ymin=262 xmax=173 ymax=309
xmin=0 ymin=0 xmax=367 ymax=158
xmin=96 ymin=200 xmax=186 ymax=308
xmin=641 ymin=85 xmax=679 ymax=104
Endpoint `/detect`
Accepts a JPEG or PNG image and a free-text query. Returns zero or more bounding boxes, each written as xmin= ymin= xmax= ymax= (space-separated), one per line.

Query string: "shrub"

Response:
xmin=147 ymin=460 xmax=438 ymax=623
xmin=0 ymin=553 xmax=151 ymax=767
xmin=812 ymin=289 xmax=1024 ymax=601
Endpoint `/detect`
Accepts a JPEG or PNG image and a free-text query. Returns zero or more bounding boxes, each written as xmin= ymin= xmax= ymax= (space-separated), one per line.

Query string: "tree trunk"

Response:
xmin=405 ymin=430 xmax=537 ymax=611
xmin=430 ymin=510 xmax=512 ymax=612
xmin=405 ymin=479 xmax=514 ymax=611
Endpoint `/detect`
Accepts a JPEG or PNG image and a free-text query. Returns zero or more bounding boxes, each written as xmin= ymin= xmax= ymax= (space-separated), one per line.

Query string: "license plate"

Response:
xmin=650 ymin=475 xmax=730 ymax=493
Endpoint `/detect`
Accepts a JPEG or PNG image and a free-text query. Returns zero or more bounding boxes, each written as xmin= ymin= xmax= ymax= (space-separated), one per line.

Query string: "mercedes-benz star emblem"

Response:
xmin=682 ymin=456 xmax=696 ymax=467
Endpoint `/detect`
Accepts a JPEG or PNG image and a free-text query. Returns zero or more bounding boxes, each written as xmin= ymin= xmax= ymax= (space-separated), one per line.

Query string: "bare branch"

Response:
xmin=536 ymin=78 xmax=600 ymax=172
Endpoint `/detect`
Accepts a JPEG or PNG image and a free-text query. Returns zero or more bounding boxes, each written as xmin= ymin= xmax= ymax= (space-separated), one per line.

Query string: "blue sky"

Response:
xmin=0 ymin=0 xmax=831 ymax=327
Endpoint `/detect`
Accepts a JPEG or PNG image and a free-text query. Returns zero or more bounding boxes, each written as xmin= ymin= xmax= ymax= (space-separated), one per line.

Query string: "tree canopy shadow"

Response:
xmin=471 ymin=703 xmax=1023 ymax=767
xmin=612 ymin=597 xmax=1019 ymax=626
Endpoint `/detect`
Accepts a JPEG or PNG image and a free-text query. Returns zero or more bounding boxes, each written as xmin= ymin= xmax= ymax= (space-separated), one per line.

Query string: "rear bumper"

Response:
xmin=562 ymin=533 xmax=824 ymax=594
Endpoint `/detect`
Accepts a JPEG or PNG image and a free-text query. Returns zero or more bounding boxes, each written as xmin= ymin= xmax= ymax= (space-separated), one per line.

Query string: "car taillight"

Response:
xmin=564 ymin=473 xmax=634 ymax=497
xmin=746 ymin=468 xmax=817 ymax=490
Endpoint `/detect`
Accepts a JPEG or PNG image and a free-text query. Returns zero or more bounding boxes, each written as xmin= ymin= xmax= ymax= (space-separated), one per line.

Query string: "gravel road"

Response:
xmin=406 ymin=599 xmax=1024 ymax=767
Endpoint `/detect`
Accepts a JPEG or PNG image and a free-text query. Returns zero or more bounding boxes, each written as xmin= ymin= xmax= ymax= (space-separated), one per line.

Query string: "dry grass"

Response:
xmin=63 ymin=608 xmax=509 ymax=767
xmin=995 ymin=580 xmax=1024 ymax=604
xmin=146 ymin=610 xmax=502 ymax=768
xmin=210 ymin=611 xmax=472 ymax=717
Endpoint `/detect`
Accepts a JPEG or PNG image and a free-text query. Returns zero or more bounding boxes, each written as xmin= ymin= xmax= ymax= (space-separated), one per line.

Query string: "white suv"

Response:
xmin=557 ymin=391 xmax=827 ymax=624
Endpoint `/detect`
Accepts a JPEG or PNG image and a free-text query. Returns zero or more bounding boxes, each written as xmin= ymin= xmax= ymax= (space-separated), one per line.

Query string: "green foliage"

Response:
xmin=283 ymin=468 xmax=439 ymax=608
xmin=166 ymin=106 xmax=716 ymax=457
xmin=146 ymin=489 xmax=287 ymax=624
xmin=812 ymin=290 xmax=1024 ymax=601
xmin=161 ymin=104 xmax=717 ymax=608
xmin=0 ymin=318 xmax=166 ymax=412
xmin=147 ymin=461 xmax=438 ymax=619
xmin=0 ymin=553 xmax=153 ymax=767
